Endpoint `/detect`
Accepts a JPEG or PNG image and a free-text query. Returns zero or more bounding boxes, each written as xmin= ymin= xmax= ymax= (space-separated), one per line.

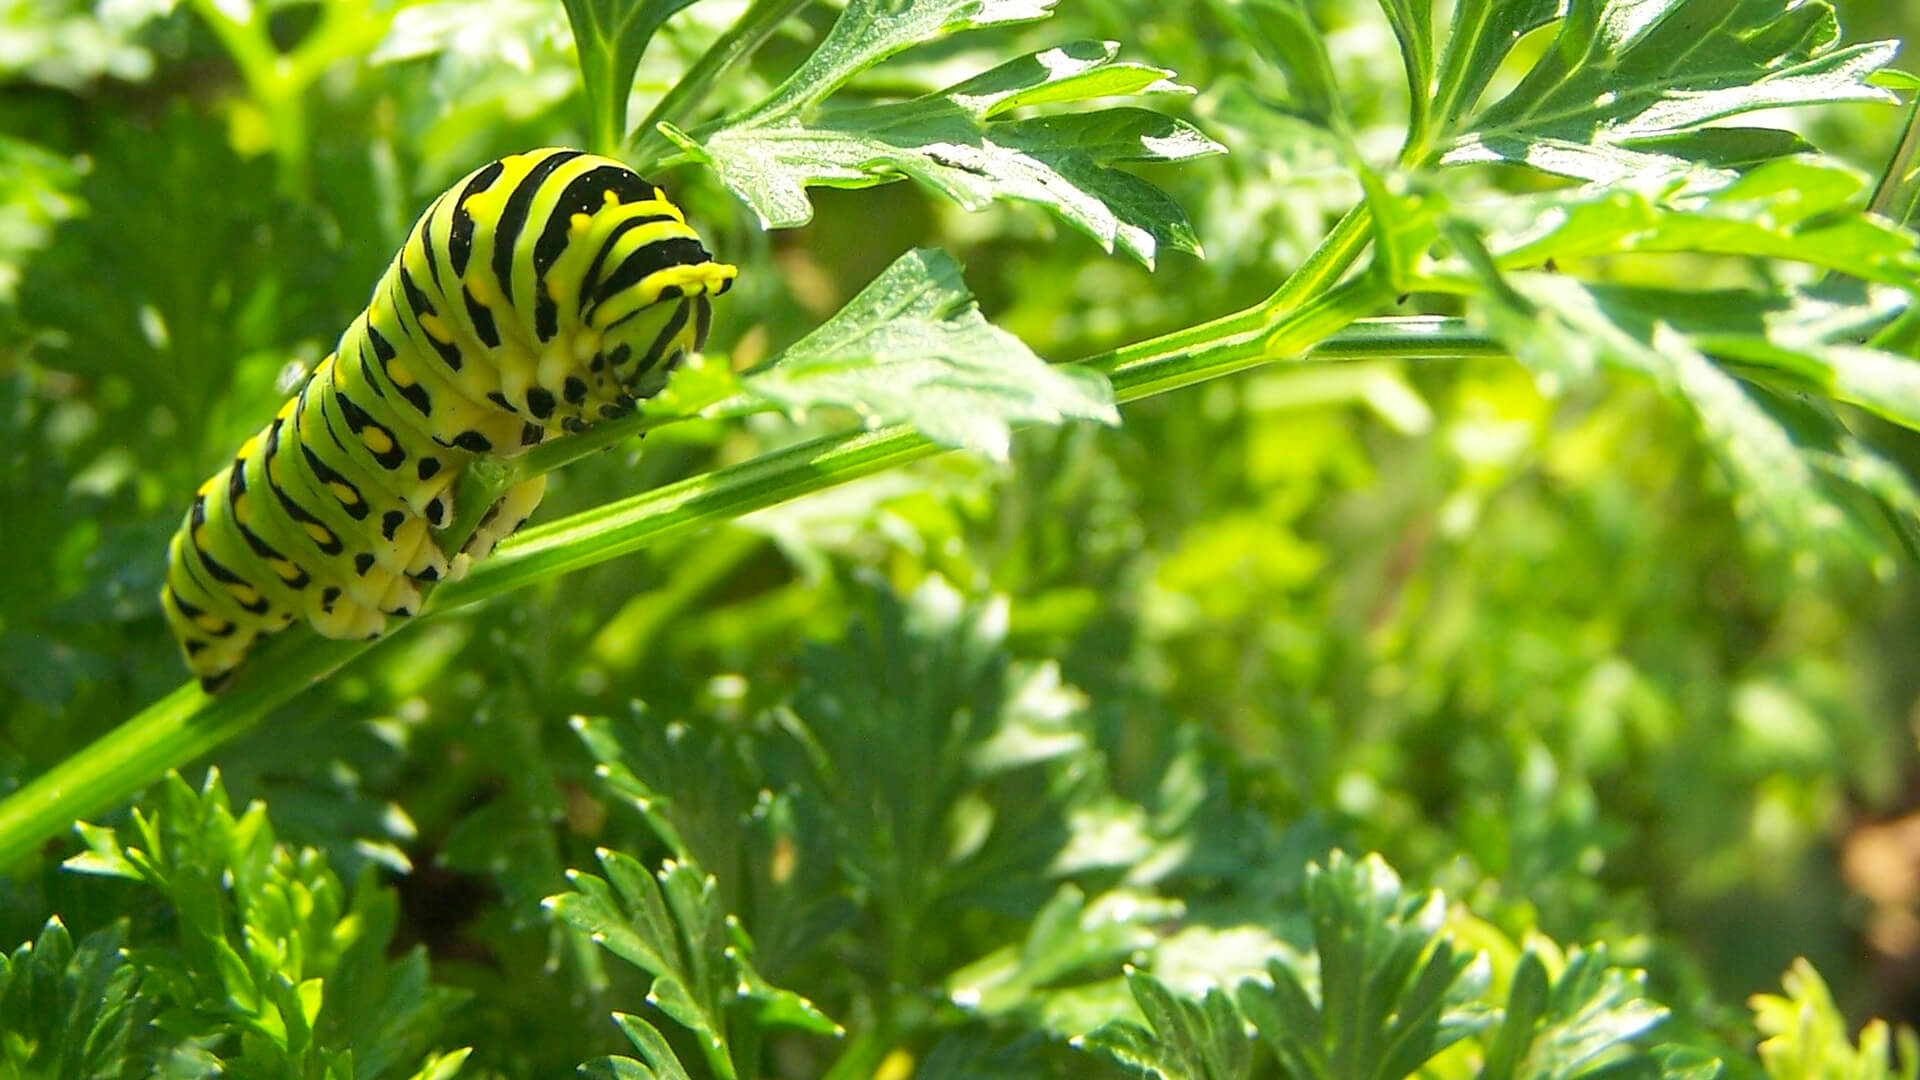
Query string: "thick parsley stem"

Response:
xmin=1088 ymin=203 xmax=1377 ymax=377
xmin=0 ymin=307 xmax=1485 ymax=870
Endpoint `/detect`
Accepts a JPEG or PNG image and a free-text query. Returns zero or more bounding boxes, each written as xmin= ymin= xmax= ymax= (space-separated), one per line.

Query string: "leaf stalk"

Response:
xmin=0 ymin=215 xmax=1484 ymax=870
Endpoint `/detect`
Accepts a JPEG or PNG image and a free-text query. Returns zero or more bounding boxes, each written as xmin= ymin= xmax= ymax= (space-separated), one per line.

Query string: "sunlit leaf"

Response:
xmin=1372 ymin=0 xmax=1898 ymax=184
xmin=744 ymin=248 xmax=1119 ymax=461
xmin=664 ymin=2 xmax=1219 ymax=265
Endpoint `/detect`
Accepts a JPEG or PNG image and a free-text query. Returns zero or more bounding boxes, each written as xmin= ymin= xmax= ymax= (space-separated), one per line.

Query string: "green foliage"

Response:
xmin=1400 ymin=0 xmax=1896 ymax=182
xmin=0 ymin=137 xmax=82 ymax=306
xmin=1080 ymin=854 xmax=1715 ymax=1080
xmin=660 ymin=0 xmax=1220 ymax=264
xmin=1083 ymin=971 xmax=1251 ymax=1080
xmin=1751 ymin=961 xmax=1920 ymax=1080
xmin=560 ymin=0 xmax=701 ymax=154
xmin=0 ymin=918 xmax=144 ymax=1080
xmin=61 ymin=772 xmax=468 ymax=1080
xmin=548 ymin=847 xmax=837 ymax=1080
xmin=667 ymin=247 xmax=1118 ymax=459
xmin=6 ymin=0 xmax=1920 ymax=1078
xmin=742 ymin=249 xmax=1118 ymax=459
xmin=1232 ymin=854 xmax=1491 ymax=1080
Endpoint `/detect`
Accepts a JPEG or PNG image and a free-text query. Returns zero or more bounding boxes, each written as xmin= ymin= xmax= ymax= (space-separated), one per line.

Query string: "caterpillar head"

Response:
xmin=534 ymin=162 xmax=737 ymax=402
xmin=590 ymin=254 xmax=737 ymax=401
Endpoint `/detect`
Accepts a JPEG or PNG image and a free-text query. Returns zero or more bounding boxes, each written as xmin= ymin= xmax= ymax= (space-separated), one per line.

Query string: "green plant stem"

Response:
xmin=1085 ymin=203 xmax=1377 ymax=379
xmin=630 ymin=0 xmax=813 ymax=167
xmin=441 ymin=407 xmax=690 ymax=558
xmin=0 ymin=301 xmax=1487 ymax=871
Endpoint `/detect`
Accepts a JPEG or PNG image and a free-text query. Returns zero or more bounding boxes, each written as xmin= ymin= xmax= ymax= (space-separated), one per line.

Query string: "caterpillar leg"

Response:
xmin=453 ymin=475 xmax=548 ymax=571
xmin=310 ymin=594 xmax=389 ymax=640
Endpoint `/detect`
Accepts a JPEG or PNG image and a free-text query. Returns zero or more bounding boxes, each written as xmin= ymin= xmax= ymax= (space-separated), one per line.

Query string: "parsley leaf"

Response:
xmin=1401 ymin=0 xmax=1898 ymax=185
xmin=744 ymin=248 xmax=1118 ymax=461
xmin=662 ymin=0 xmax=1220 ymax=265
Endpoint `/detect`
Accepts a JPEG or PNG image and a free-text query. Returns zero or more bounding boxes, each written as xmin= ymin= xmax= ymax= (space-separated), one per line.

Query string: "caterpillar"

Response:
xmin=161 ymin=148 xmax=737 ymax=693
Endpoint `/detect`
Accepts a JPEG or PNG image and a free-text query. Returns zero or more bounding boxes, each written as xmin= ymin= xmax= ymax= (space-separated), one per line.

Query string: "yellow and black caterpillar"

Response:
xmin=161 ymin=148 xmax=737 ymax=692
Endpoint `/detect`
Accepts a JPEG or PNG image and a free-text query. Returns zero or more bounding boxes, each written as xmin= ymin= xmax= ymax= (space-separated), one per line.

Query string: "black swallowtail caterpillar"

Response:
xmin=161 ymin=148 xmax=737 ymax=692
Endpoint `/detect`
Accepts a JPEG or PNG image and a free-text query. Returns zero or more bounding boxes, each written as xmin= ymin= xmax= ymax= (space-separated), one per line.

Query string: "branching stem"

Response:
xmin=0 ymin=213 xmax=1504 ymax=870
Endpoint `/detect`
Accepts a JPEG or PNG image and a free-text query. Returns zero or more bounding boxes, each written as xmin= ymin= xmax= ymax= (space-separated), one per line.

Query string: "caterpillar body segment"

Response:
xmin=162 ymin=148 xmax=737 ymax=692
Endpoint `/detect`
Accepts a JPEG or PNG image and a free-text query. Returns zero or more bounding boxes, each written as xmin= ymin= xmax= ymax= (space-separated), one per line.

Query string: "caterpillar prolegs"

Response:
xmin=161 ymin=148 xmax=738 ymax=692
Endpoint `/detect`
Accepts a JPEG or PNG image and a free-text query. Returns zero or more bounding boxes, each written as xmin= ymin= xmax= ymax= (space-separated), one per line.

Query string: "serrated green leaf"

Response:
xmin=945 ymin=40 xmax=1190 ymax=118
xmin=1078 ymin=1019 xmax=1176 ymax=1080
xmin=1515 ymin=948 xmax=1671 ymax=1080
xmin=1236 ymin=854 xmax=1494 ymax=1080
xmin=733 ymin=960 xmax=842 ymax=1035
xmin=1753 ymin=960 xmax=1917 ymax=1080
xmin=1481 ymin=159 xmax=1920 ymax=288
xmin=754 ymin=0 xmax=1062 ymax=118
xmin=553 ymin=842 xmax=841 ymax=1079
xmin=646 ymin=974 xmax=719 ymax=1054
xmin=669 ymin=29 xmax=1219 ymax=265
xmin=546 ymin=863 xmax=680 ymax=977
xmin=1416 ymin=0 xmax=1896 ymax=185
xmin=65 ymin=821 xmax=143 ymax=879
xmin=604 ymin=1012 xmax=697 ymax=1080
xmin=742 ymin=248 xmax=1117 ymax=461
xmin=0 ymin=917 xmax=146 ymax=1079
xmin=45 ymin=772 xmax=460 ymax=1078
xmin=648 ymin=350 xmax=746 ymax=423
xmin=964 ymin=661 xmax=1089 ymax=774
xmin=1078 ymin=968 xmax=1251 ymax=1080
xmin=947 ymin=885 xmax=1170 ymax=1016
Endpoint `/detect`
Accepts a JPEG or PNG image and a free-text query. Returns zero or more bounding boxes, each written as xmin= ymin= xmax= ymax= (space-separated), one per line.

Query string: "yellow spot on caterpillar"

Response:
xmin=198 ymin=475 xmax=219 ymax=496
xmin=304 ymin=521 xmax=333 ymax=545
xmin=648 ymin=187 xmax=686 ymax=223
xmin=228 ymin=582 xmax=261 ymax=605
xmin=417 ymin=314 xmax=452 ymax=344
xmin=329 ymin=481 xmax=359 ymax=505
xmin=276 ymin=397 xmax=297 ymax=420
xmin=466 ymin=273 xmax=500 ymax=308
xmin=571 ymin=211 xmax=594 ymax=236
xmin=361 ymin=426 xmax=394 ymax=455
xmin=194 ymin=612 xmax=228 ymax=633
xmin=238 ymin=435 xmax=261 ymax=458
xmin=270 ymin=557 xmax=301 ymax=581
xmin=602 ymin=190 xmax=621 ymax=208
xmin=389 ymin=356 xmax=418 ymax=386
xmin=233 ymin=492 xmax=251 ymax=523
xmin=463 ymin=185 xmax=508 ymax=229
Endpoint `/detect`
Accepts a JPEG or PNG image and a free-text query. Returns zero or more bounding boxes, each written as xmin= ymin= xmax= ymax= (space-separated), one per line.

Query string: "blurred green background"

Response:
xmin=4 ymin=0 xmax=1920 ymax=1064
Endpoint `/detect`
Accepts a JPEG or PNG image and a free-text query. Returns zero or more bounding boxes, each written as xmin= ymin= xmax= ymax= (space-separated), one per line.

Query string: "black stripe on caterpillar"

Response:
xmin=161 ymin=148 xmax=737 ymax=692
